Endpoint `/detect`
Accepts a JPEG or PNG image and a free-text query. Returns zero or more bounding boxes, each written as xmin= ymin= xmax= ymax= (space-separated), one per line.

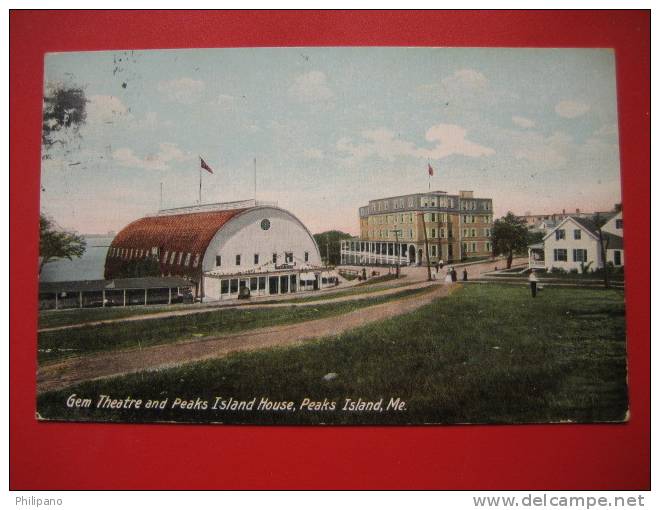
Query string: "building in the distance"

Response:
xmin=105 ymin=200 xmax=330 ymax=301
xmin=340 ymin=190 xmax=494 ymax=266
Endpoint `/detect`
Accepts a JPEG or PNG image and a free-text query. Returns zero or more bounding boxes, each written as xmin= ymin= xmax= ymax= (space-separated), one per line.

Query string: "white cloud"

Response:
xmin=157 ymin=77 xmax=205 ymax=104
xmin=593 ymin=123 xmax=618 ymax=138
xmin=303 ymin=148 xmax=324 ymax=160
xmin=420 ymin=68 xmax=492 ymax=107
xmin=112 ymin=142 xmax=191 ymax=171
xmin=511 ymin=131 xmax=573 ymax=169
xmin=86 ymin=95 xmax=131 ymax=125
xmin=336 ymin=125 xmax=494 ymax=163
xmin=289 ymin=71 xmax=334 ymax=103
xmin=555 ymin=100 xmax=590 ymax=119
xmin=512 ymin=116 xmax=536 ymax=128
xmin=424 ymin=124 xmax=495 ymax=159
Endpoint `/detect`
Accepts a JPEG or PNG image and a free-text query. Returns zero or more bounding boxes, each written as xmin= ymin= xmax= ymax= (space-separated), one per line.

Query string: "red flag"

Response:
xmin=200 ymin=157 xmax=214 ymax=174
xmin=428 ymin=162 xmax=434 ymax=176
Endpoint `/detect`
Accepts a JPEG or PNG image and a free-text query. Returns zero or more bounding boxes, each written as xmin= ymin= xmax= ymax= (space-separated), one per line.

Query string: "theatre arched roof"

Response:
xmin=104 ymin=208 xmax=249 ymax=279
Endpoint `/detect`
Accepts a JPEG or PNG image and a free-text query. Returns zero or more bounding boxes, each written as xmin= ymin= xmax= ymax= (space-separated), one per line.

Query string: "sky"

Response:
xmin=41 ymin=47 xmax=622 ymax=236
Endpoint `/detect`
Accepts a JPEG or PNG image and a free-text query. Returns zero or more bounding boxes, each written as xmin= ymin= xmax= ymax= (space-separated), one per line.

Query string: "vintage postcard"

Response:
xmin=36 ymin=47 xmax=627 ymax=425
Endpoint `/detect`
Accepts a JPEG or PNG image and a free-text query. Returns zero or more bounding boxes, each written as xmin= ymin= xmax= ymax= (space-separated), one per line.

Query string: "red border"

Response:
xmin=10 ymin=10 xmax=650 ymax=490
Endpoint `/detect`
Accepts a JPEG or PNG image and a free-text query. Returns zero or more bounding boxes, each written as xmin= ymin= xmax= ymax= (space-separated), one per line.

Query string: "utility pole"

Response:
xmin=421 ymin=212 xmax=432 ymax=281
xmin=326 ymin=234 xmax=330 ymax=267
xmin=390 ymin=229 xmax=402 ymax=278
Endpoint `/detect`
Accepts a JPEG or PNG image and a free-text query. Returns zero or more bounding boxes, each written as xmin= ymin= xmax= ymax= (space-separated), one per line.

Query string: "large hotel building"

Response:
xmin=340 ymin=190 xmax=494 ymax=266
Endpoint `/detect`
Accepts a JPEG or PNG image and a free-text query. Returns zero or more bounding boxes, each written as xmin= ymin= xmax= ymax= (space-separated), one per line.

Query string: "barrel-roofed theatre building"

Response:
xmin=105 ymin=200 xmax=327 ymax=301
xmin=340 ymin=190 xmax=494 ymax=266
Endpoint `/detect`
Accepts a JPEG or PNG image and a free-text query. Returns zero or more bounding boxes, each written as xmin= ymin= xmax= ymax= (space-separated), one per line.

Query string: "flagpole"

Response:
xmin=428 ymin=158 xmax=431 ymax=191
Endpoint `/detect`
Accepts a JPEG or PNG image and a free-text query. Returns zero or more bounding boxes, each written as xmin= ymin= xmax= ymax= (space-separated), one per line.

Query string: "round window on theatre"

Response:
xmin=260 ymin=218 xmax=271 ymax=231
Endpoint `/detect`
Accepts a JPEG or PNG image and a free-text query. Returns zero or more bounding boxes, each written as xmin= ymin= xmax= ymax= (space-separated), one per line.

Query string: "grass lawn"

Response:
xmin=37 ymin=284 xmax=627 ymax=425
xmin=38 ymin=286 xmax=435 ymax=363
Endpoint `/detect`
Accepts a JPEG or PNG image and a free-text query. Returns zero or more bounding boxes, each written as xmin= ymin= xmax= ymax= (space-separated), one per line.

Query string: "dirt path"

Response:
xmin=37 ymin=283 xmax=454 ymax=394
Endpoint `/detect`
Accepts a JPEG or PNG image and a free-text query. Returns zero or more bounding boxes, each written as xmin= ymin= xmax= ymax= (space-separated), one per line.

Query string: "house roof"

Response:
xmin=104 ymin=208 xmax=250 ymax=279
xmin=543 ymin=215 xmax=600 ymax=242
xmin=604 ymin=233 xmax=624 ymax=250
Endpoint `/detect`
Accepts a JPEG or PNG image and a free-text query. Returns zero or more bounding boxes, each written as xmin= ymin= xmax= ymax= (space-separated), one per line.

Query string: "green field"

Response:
xmin=37 ymin=284 xmax=627 ymax=425
xmin=38 ymin=286 xmax=434 ymax=363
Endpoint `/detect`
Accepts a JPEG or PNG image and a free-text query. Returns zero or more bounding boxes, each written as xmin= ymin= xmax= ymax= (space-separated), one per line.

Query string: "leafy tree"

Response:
xmin=42 ymin=83 xmax=87 ymax=152
xmin=39 ymin=213 xmax=86 ymax=275
xmin=313 ymin=230 xmax=352 ymax=266
xmin=492 ymin=212 xmax=529 ymax=269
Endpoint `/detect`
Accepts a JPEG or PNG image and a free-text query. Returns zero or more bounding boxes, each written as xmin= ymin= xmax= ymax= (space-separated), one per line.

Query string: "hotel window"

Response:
xmin=574 ymin=229 xmax=581 ymax=240
xmin=553 ymin=249 xmax=568 ymax=262
xmin=431 ymin=245 xmax=437 ymax=257
xmin=440 ymin=228 xmax=445 ymax=238
xmin=616 ymin=219 xmax=623 ymax=229
xmin=471 ymin=242 xmax=477 ymax=252
xmin=285 ymin=252 xmax=293 ymax=263
xmin=573 ymin=249 xmax=588 ymax=262
xmin=254 ymin=253 xmax=259 ymax=265
xmin=235 ymin=254 xmax=241 ymax=266
xmin=471 ymin=229 xmax=476 ymax=237
xmin=184 ymin=253 xmax=191 ymax=266
xmin=409 ymin=229 xmax=413 ymax=238
xmin=272 ymin=253 xmax=277 ymax=263
xmin=555 ymin=229 xmax=566 ymax=240
xmin=431 ymin=228 xmax=436 ymax=238
xmin=463 ymin=229 xmax=469 ymax=237
xmin=431 ymin=213 xmax=436 ymax=222
xmin=304 ymin=251 xmax=309 ymax=262
xmin=408 ymin=197 xmax=414 ymax=207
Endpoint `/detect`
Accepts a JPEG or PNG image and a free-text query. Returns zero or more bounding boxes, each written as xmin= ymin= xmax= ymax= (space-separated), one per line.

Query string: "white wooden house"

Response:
xmin=542 ymin=217 xmax=603 ymax=273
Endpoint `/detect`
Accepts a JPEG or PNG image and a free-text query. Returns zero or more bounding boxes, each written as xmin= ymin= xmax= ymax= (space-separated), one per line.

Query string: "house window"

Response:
xmin=471 ymin=229 xmax=476 ymax=237
xmin=304 ymin=251 xmax=309 ymax=262
xmin=573 ymin=249 xmax=588 ymax=262
xmin=272 ymin=253 xmax=277 ymax=263
xmin=254 ymin=253 xmax=259 ymax=265
xmin=554 ymin=249 xmax=568 ymax=262
xmin=184 ymin=253 xmax=191 ymax=266
xmin=431 ymin=245 xmax=437 ymax=257
xmin=169 ymin=251 xmax=176 ymax=264
xmin=235 ymin=254 xmax=241 ymax=266
xmin=215 ymin=255 xmax=222 ymax=267
xmin=471 ymin=242 xmax=477 ymax=252
xmin=574 ymin=229 xmax=581 ymax=240
xmin=285 ymin=252 xmax=293 ymax=263
xmin=616 ymin=219 xmax=623 ymax=229
xmin=614 ymin=250 xmax=622 ymax=266
xmin=177 ymin=252 xmax=183 ymax=265
xmin=555 ymin=229 xmax=566 ymax=240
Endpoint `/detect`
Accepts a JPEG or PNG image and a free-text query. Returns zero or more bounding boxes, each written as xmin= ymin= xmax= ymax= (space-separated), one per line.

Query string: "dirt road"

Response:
xmin=37 ymin=283 xmax=454 ymax=394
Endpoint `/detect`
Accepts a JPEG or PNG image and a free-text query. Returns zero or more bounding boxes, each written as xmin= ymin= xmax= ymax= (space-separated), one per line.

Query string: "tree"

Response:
xmin=39 ymin=213 xmax=86 ymax=275
xmin=313 ymin=230 xmax=352 ymax=266
xmin=592 ymin=213 xmax=610 ymax=289
xmin=492 ymin=212 xmax=529 ymax=269
xmin=42 ymin=83 xmax=87 ymax=152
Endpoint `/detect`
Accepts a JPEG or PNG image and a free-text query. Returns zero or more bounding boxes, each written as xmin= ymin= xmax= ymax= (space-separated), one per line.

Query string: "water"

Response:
xmin=39 ymin=236 xmax=114 ymax=282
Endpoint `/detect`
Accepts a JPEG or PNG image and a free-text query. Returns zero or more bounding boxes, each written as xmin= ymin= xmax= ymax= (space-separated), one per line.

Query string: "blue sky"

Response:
xmin=41 ymin=47 xmax=622 ymax=235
